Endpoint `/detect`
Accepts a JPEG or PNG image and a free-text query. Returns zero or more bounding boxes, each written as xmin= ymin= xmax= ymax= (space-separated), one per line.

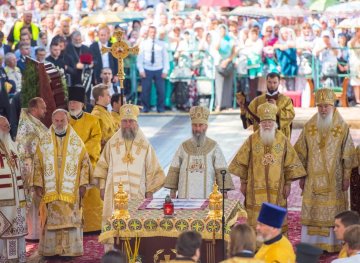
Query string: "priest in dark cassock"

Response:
xmin=64 ymin=31 xmax=92 ymax=86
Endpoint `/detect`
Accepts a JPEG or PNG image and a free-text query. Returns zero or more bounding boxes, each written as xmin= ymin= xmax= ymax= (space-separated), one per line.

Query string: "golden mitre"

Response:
xmin=189 ymin=106 xmax=210 ymax=125
xmin=120 ymin=104 xmax=140 ymax=121
xmin=315 ymin=88 xmax=336 ymax=106
xmin=257 ymin=102 xmax=278 ymax=122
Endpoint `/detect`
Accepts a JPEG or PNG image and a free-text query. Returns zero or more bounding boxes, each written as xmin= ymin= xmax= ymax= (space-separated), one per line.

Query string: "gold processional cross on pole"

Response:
xmin=101 ymin=30 xmax=139 ymax=104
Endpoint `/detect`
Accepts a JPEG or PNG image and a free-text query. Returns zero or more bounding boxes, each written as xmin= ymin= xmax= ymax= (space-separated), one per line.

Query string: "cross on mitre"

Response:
xmin=101 ymin=30 xmax=139 ymax=90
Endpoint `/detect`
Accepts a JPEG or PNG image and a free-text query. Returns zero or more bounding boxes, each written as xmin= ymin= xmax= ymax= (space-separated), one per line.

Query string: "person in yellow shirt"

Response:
xmin=255 ymin=203 xmax=296 ymax=263
xmin=110 ymin=93 xmax=122 ymax=130
xmin=91 ymin=84 xmax=116 ymax=148
xmin=68 ymin=85 xmax=103 ymax=232
xmin=334 ymin=211 xmax=360 ymax=258
xmin=221 ymin=224 xmax=264 ymax=263
xmin=295 ymin=243 xmax=322 ymax=263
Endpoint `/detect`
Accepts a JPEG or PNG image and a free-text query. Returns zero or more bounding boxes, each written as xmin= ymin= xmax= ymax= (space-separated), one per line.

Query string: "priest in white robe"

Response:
xmin=164 ymin=106 xmax=234 ymax=198
xmin=93 ymin=104 xmax=165 ymax=247
xmin=16 ymin=97 xmax=48 ymax=240
xmin=33 ymin=109 xmax=91 ymax=257
xmin=0 ymin=116 xmax=27 ymax=262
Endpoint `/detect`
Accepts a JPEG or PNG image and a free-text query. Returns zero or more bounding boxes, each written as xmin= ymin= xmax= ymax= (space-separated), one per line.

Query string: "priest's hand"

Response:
xmin=79 ymin=186 xmax=86 ymax=198
xmin=145 ymin=192 xmax=153 ymax=199
xmin=240 ymin=183 xmax=247 ymax=197
xmin=283 ymin=184 xmax=291 ymax=199
xmin=34 ymin=186 xmax=43 ymax=198
xmin=342 ymin=179 xmax=350 ymax=191
xmin=100 ymin=189 xmax=105 ymax=201
xmin=170 ymin=189 xmax=177 ymax=199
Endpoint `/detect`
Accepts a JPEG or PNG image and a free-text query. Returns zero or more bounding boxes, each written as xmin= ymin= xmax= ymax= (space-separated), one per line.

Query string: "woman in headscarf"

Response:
xmin=214 ymin=24 xmax=236 ymax=112
xmin=274 ymin=27 xmax=298 ymax=91
xmin=262 ymin=21 xmax=279 ymax=74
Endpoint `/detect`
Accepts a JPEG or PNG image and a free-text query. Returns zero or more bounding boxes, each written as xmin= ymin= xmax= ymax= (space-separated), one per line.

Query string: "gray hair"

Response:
xmin=52 ymin=108 xmax=68 ymax=118
xmin=71 ymin=30 xmax=82 ymax=40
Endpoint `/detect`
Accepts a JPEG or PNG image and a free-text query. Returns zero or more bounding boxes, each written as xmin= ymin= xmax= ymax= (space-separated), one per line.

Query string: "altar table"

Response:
xmin=99 ymin=199 xmax=246 ymax=263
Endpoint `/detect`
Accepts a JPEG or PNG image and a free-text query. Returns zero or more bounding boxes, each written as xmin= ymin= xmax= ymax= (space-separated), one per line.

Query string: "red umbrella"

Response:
xmin=198 ymin=0 xmax=242 ymax=7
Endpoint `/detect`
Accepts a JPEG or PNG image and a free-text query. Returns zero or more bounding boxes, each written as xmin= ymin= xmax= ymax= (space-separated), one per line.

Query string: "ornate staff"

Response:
xmin=101 ymin=30 xmax=139 ymax=104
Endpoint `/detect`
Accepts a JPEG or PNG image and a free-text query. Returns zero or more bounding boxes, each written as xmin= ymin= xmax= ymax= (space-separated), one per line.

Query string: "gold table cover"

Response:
xmin=99 ymin=199 xmax=246 ymax=243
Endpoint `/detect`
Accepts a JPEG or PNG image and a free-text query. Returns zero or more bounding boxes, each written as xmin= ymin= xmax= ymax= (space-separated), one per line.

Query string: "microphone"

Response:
xmin=220 ymin=169 xmax=227 ymax=260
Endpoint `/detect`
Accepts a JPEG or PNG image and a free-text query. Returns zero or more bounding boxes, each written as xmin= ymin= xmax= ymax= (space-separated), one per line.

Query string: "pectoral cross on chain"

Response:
xmin=101 ymin=30 xmax=139 ymax=103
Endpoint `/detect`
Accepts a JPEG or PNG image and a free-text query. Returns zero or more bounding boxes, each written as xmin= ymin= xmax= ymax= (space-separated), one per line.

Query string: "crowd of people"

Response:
xmin=1 ymin=0 xmax=360 ymax=117
xmin=1 ymin=0 xmax=360 ymax=262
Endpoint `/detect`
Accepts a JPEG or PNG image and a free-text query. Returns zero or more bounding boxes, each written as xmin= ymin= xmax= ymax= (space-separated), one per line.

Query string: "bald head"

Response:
xmin=52 ymin=109 xmax=68 ymax=134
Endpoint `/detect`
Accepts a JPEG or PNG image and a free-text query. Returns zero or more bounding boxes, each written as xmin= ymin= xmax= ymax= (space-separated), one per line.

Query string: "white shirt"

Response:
xmin=98 ymin=42 xmax=110 ymax=69
xmin=136 ymin=38 xmax=169 ymax=73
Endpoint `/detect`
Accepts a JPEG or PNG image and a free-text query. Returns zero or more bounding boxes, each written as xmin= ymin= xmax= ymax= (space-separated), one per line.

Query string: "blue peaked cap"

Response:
xmin=257 ymin=202 xmax=287 ymax=228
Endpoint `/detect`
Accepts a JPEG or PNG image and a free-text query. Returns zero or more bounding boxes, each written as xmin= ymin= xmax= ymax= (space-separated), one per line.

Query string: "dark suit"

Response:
xmin=64 ymin=44 xmax=91 ymax=85
xmin=89 ymin=41 xmax=118 ymax=85
xmin=17 ymin=55 xmax=27 ymax=74
xmin=1 ymin=44 xmax=11 ymax=55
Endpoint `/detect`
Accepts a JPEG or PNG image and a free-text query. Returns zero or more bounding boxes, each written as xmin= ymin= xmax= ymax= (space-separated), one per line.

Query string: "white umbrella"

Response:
xmin=229 ymin=6 xmax=273 ymax=17
xmin=271 ymin=5 xmax=311 ymax=17
xmin=337 ymin=18 xmax=354 ymax=29
xmin=325 ymin=1 xmax=360 ymax=17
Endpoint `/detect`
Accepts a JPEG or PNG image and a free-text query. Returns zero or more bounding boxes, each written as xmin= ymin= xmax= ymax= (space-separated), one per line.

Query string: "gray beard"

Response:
xmin=192 ymin=132 xmax=206 ymax=147
xmin=317 ymin=112 xmax=333 ymax=133
xmin=259 ymin=125 xmax=277 ymax=146
xmin=121 ymin=127 xmax=137 ymax=141
xmin=53 ymin=125 xmax=67 ymax=136
xmin=0 ymin=131 xmax=11 ymax=150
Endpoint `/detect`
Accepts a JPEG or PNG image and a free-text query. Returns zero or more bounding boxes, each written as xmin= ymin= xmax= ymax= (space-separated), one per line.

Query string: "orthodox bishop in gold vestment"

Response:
xmin=238 ymin=73 xmax=295 ymax=139
xmin=68 ymin=85 xmax=103 ymax=232
xmin=94 ymin=104 xmax=165 ymax=246
xmin=294 ymin=89 xmax=357 ymax=252
xmin=164 ymin=106 xmax=234 ymax=198
xmin=33 ymin=110 xmax=91 ymax=257
xmin=0 ymin=116 xmax=27 ymax=262
xmin=229 ymin=102 xmax=306 ymax=230
xmin=16 ymin=98 xmax=48 ymax=240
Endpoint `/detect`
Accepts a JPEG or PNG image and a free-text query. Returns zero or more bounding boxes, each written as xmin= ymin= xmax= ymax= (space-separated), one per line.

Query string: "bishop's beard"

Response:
xmin=317 ymin=111 xmax=333 ymax=133
xmin=192 ymin=131 xmax=206 ymax=147
xmin=259 ymin=124 xmax=278 ymax=146
xmin=0 ymin=130 xmax=12 ymax=150
xmin=121 ymin=126 xmax=138 ymax=141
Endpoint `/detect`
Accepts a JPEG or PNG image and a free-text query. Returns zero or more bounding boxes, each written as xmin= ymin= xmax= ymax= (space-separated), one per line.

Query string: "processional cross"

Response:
xmin=101 ymin=30 xmax=139 ymax=104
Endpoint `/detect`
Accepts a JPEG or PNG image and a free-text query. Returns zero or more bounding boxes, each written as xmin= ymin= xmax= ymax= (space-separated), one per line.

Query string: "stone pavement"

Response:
xmin=138 ymin=109 xmax=360 ymax=210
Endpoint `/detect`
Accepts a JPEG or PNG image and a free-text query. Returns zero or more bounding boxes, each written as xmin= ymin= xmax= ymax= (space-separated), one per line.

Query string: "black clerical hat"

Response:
xmin=68 ymin=85 xmax=85 ymax=103
xmin=296 ymin=243 xmax=323 ymax=263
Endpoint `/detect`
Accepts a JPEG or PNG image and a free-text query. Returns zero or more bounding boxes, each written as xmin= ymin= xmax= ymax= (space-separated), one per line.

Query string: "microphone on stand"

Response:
xmin=220 ymin=169 xmax=227 ymax=260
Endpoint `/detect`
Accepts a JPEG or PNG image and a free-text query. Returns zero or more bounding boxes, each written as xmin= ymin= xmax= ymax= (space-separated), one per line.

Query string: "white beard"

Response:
xmin=69 ymin=109 xmax=83 ymax=117
xmin=260 ymin=125 xmax=277 ymax=146
xmin=317 ymin=111 xmax=333 ymax=133
xmin=0 ymin=130 xmax=12 ymax=150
